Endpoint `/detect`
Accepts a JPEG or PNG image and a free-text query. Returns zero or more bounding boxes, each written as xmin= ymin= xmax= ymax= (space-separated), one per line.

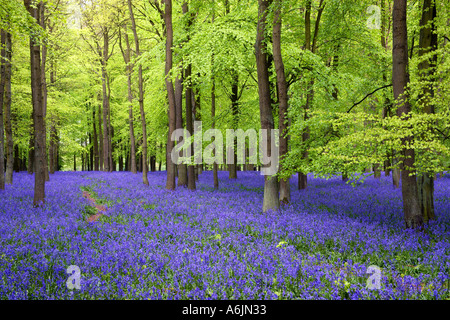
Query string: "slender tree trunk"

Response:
xmin=417 ymin=0 xmax=437 ymax=224
xmin=40 ymin=3 xmax=49 ymax=182
xmin=127 ymin=62 xmax=137 ymax=174
xmin=81 ymin=144 xmax=85 ymax=171
xmin=119 ymin=25 xmax=137 ymax=174
xmin=174 ymin=19 xmax=187 ymax=187
xmin=182 ymin=2 xmax=196 ymax=191
xmin=100 ymin=33 xmax=110 ymax=172
xmin=107 ymin=76 xmax=113 ymax=172
xmin=164 ymin=0 xmax=176 ymax=190
xmin=4 ymin=29 xmax=13 ymax=184
xmin=0 ymin=30 xmax=5 ymax=190
xmin=185 ymin=63 xmax=196 ymax=190
xmin=228 ymin=72 xmax=239 ymax=180
xmin=150 ymin=155 xmax=156 ymax=172
xmin=52 ymin=117 xmax=59 ymax=173
xmin=256 ymin=0 xmax=279 ymax=212
xmin=27 ymin=110 xmax=34 ymax=174
xmin=175 ymin=66 xmax=187 ymax=186
xmin=125 ymin=150 xmax=129 ymax=171
xmin=273 ymin=0 xmax=290 ymax=204
xmin=49 ymin=117 xmax=54 ymax=174
xmin=225 ymin=0 xmax=236 ymax=183
xmin=98 ymin=102 xmax=103 ymax=171
xmin=109 ymin=121 xmax=114 ymax=171
xmin=384 ymin=2 xmax=400 ymax=187
xmin=299 ymin=0 xmax=324 ymax=190
xmin=13 ymin=144 xmax=19 ymax=172
xmin=212 ymin=60 xmax=219 ymax=189
xmin=92 ymin=110 xmax=99 ymax=171
xmin=128 ymin=0 xmax=148 ymax=185
xmin=393 ymin=0 xmax=423 ymax=229
xmin=331 ymin=48 xmax=348 ymax=182
xmin=380 ymin=0 xmax=392 ymax=179
xmin=211 ymin=3 xmax=219 ymax=189
xmin=25 ymin=0 xmax=46 ymax=206
xmin=48 ymin=58 xmax=57 ymax=175
xmin=89 ymin=133 xmax=93 ymax=171
xmin=193 ymin=87 xmax=201 ymax=181
xmin=118 ymin=155 xmax=123 ymax=171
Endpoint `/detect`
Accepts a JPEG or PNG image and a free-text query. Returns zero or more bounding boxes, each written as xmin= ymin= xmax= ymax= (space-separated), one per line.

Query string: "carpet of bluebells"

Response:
xmin=1 ymin=170 xmax=450 ymax=300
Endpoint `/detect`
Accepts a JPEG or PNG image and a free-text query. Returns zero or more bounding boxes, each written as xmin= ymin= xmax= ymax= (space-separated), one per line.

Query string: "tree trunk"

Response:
xmin=299 ymin=0 xmax=324 ymax=190
xmin=92 ymin=110 xmax=99 ymax=171
xmin=53 ymin=119 xmax=59 ymax=172
xmin=417 ymin=0 xmax=437 ymax=223
xmin=381 ymin=0 xmax=392 ymax=179
xmin=150 ymin=155 xmax=156 ymax=172
xmin=13 ymin=144 xmax=19 ymax=172
xmin=109 ymin=120 xmax=114 ymax=171
xmin=0 ymin=29 xmax=5 ymax=190
xmin=393 ymin=0 xmax=423 ymax=229
xmin=3 ymin=29 xmax=13 ymax=184
xmin=256 ymin=0 xmax=279 ymax=212
xmin=49 ymin=120 xmax=54 ymax=174
xmin=174 ymin=19 xmax=187 ymax=187
xmin=211 ymin=7 xmax=219 ymax=189
xmin=273 ymin=0 xmax=290 ymax=204
xmin=100 ymin=33 xmax=110 ymax=172
xmin=374 ymin=164 xmax=381 ymax=178
xmin=89 ymin=133 xmax=93 ymax=171
xmin=393 ymin=164 xmax=401 ymax=188
xmin=228 ymin=72 xmax=239 ymax=180
xmin=40 ymin=3 xmax=49 ymax=182
xmin=25 ymin=0 xmax=46 ymax=206
xmin=98 ymin=102 xmax=103 ymax=171
xmin=175 ymin=65 xmax=187 ymax=186
xmin=128 ymin=0 xmax=148 ymax=185
xmin=193 ymin=87 xmax=201 ymax=181
xmin=120 ymin=24 xmax=137 ymax=174
xmin=118 ymin=155 xmax=123 ymax=171
xmin=331 ymin=49 xmax=348 ymax=183
xmin=185 ymin=63 xmax=196 ymax=190
xmin=182 ymin=2 xmax=196 ymax=191
xmin=164 ymin=0 xmax=176 ymax=190
xmin=27 ymin=110 xmax=34 ymax=174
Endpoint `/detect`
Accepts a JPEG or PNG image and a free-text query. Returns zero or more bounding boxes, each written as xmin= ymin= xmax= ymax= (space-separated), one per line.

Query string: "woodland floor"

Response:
xmin=0 ymin=171 xmax=450 ymax=299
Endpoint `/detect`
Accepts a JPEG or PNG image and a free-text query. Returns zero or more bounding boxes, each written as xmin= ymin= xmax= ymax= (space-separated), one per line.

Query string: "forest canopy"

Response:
xmin=1 ymin=0 xmax=449 ymax=228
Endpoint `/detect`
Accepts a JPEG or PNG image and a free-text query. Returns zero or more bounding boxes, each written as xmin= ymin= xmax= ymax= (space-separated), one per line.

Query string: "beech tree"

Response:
xmin=182 ymin=1 xmax=196 ymax=191
xmin=0 ymin=29 xmax=6 ymax=190
xmin=164 ymin=0 xmax=176 ymax=191
xmin=118 ymin=22 xmax=137 ymax=174
xmin=256 ymin=0 xmax=279 ymax=212
xmin=24 ymin=0 xmax=46 ymax=206
xmin=128 ymin=0 xmax=149 ymax=185
xmin=1 ymin=25 xmax=13 ymax=186
xmin=417 ymin=0 xmax=438 ymax=224
xmin=392 ymin=0 xmax=423 ymax=229
xmin=273 ymin=0 xmax=290 ymax=204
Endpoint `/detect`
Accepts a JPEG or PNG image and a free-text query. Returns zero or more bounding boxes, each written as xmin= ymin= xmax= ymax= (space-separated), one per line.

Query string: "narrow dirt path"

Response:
xmin=82 ymin=191 xmax=106 ymax=223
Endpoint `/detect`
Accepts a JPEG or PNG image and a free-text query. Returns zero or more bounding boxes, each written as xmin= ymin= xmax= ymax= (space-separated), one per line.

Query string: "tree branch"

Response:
xmin=346 ymin=84 xmax=393 ymax=113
